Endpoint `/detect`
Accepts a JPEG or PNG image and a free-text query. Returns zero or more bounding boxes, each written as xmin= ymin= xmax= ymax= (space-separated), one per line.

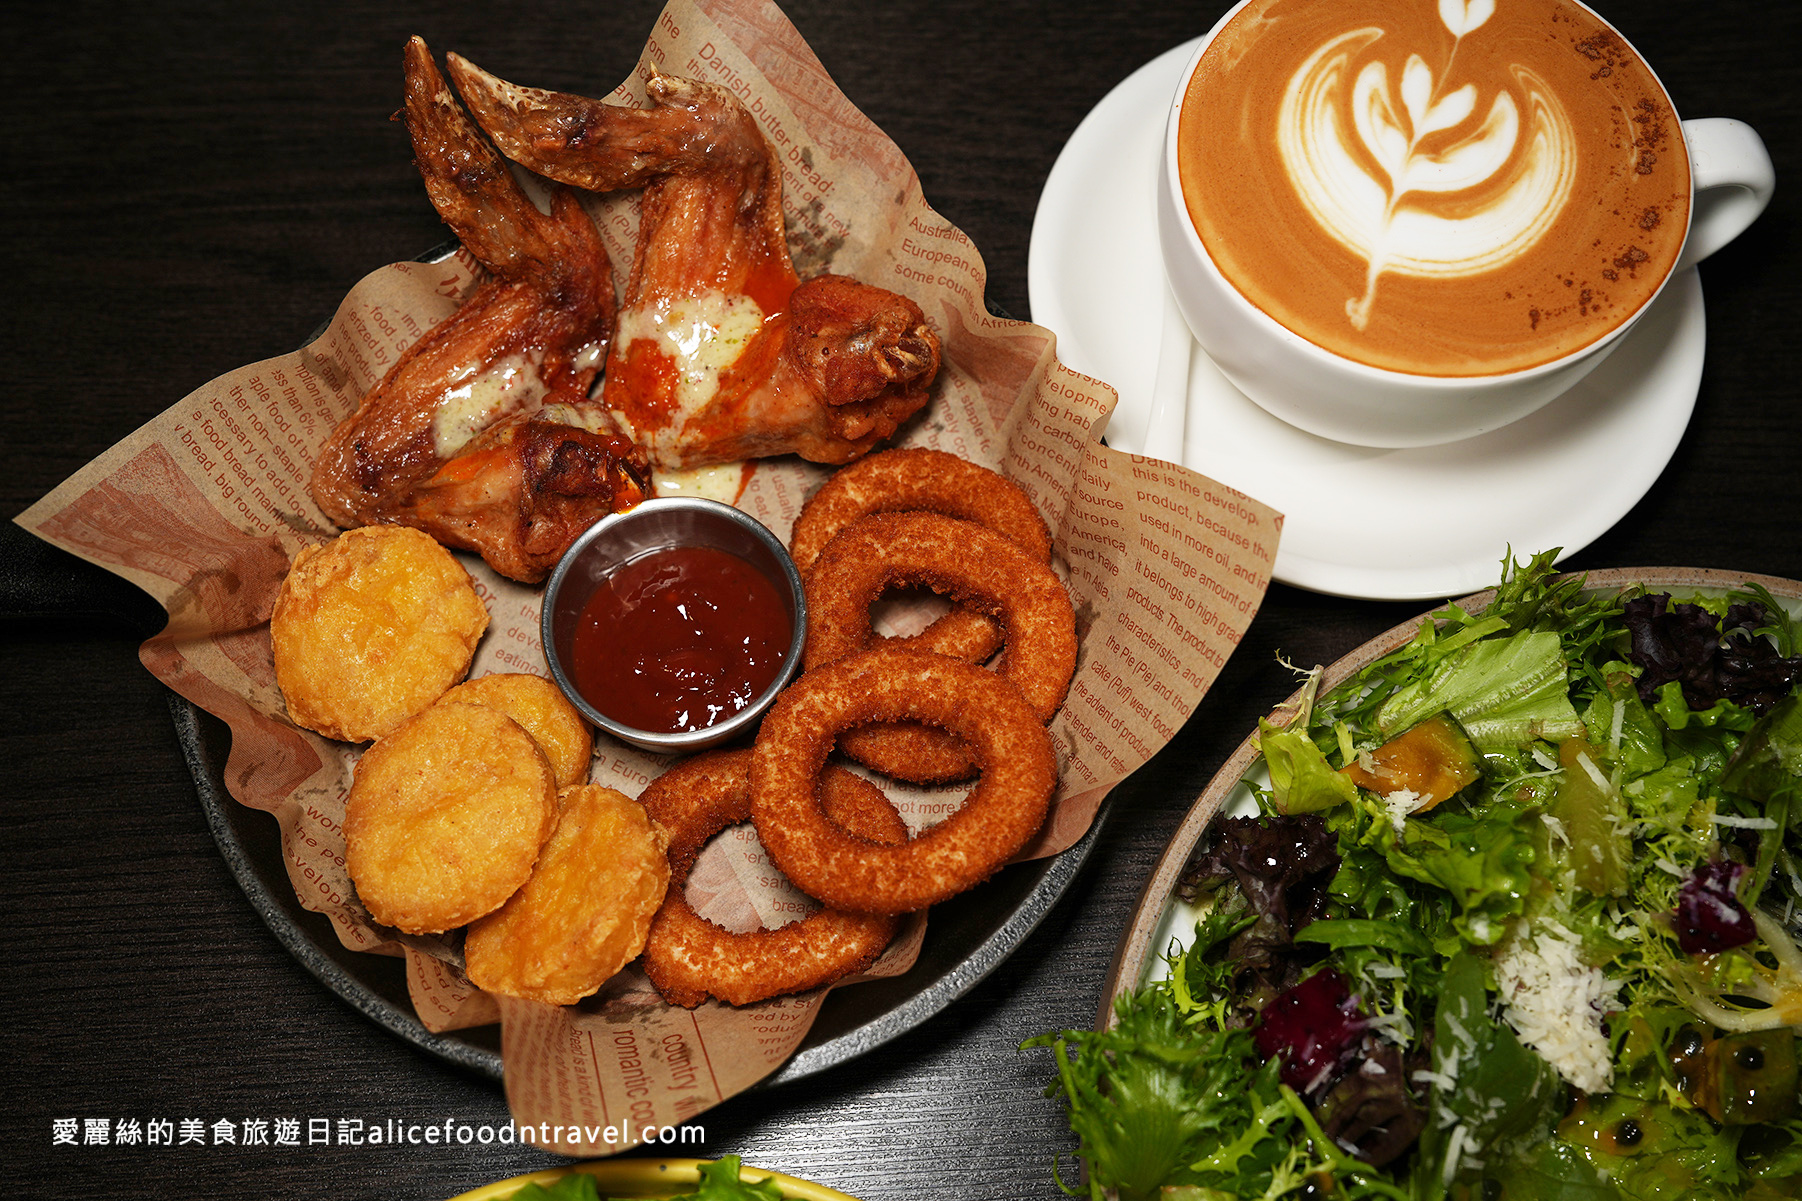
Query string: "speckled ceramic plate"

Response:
xmin=1100 ymin=567 xmax=1802 ymax=1024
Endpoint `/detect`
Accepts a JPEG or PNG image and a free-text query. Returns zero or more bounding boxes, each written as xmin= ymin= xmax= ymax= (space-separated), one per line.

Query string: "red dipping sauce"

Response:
xmin=569 ymin=545 xmax=791 ymax=733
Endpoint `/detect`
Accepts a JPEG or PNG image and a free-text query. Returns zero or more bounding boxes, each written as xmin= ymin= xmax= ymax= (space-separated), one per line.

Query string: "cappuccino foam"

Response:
xmin=1177 ymin=0 xmax=1689 ymax=376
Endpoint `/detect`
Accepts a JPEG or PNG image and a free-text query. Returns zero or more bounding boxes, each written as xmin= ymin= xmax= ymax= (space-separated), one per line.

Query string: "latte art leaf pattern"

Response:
xmin=1276 ymin=1 xmax=1576 ymax=329
xmin=1438 ymin=0 xmax=1495 ymax=38
xmin=1355 ymin=58 xmax=1512 ymax=198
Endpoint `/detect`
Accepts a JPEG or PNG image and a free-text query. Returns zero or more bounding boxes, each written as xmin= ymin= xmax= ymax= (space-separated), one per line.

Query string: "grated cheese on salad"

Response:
xmin=1540 ymin=813 xmax=1570 ymax=847
xmin=1712 ymin=813 xmax=1780 ymax=829
xmin=1492 ymin=918 xmax=1622 ymax=1095
xmin=1382 ymin=787 xmax=1425 ymax=835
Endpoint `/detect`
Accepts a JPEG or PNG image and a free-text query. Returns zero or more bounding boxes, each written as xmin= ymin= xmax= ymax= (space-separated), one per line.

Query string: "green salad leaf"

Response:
xmin=1377 ymin=628 xmax=1584 ymax=751
xmin=1383 ymin=795 xmax=1538 ymax=947
xmin=1025 ymin=987 xmax=1284 ymax=1201
xmin=1411 ymin=955 xmax=1565 ymax=1196
xmin=509 ymin=1175 xmax=604 ymax=1201
xmin=1292 ymin=918 xmax=1432 ymax=959
xmin=1261 ymin=715 xmax=1360 ymax=814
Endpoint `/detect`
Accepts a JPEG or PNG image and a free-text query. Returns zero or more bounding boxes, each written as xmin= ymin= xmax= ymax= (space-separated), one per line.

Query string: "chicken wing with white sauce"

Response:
xmin=310 ymin=38 xmax=649 ymax=583
xmin=444 ymin=54 xmax=941 ymax=471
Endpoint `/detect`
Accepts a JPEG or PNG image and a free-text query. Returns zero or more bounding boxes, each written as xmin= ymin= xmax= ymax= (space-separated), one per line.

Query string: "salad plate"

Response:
xmin=1029 ymin=41 xmax=1705 ymax=602
xmin=1059 ymin=564 xmax=1802 ymax=1199
xmin=1108 ymin=567 xmax=1802 ymax=1002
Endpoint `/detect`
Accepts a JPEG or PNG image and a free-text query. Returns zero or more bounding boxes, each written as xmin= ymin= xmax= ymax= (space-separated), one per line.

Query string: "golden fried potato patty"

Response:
xmin=344 ymin=701 xmax=557 ymax=934
xmin=464 ymin=785 xmax=670 ymax=1005
xmin=272 ymin=526 xmax=489 ymax=742
xmin=440 ymin=673 xmax=593 ymax=787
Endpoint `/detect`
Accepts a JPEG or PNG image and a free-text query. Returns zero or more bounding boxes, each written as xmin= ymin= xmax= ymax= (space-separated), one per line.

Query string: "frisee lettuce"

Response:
xmin=1025 ymin=988 xmax=1284 ymax=1200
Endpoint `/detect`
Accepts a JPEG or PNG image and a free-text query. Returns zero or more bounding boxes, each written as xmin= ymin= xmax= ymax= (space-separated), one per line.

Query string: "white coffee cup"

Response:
xmin=1158 ymin=0 xmax=1775 ymax=449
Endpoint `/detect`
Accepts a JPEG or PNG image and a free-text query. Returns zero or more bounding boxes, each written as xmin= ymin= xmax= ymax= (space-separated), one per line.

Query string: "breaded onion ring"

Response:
xmin=789 ymin=448 xmax=1052 ymax=662
xmin=751 ymin=648 xmax=1058 ymax=913
xmin=790 ymin=448 xmax=1052 ymax=570
xmin=638 ymin=749 xmax=903 ymax=1008
xmin=804 ymin=511 xmax=1076 ymax=783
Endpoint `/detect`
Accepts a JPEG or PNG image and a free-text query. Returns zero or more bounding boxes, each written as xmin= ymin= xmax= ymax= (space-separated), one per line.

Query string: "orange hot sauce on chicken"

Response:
xmin=447 ymin=56 xmax=941 ymax=472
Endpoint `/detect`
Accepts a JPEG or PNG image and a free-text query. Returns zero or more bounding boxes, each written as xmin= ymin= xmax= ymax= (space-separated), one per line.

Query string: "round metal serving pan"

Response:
xmin=184 ymin=696 xmax=1107 ymax=1085
xmin=1100 ymin=567 xmax=1802 ymax=1026
xmin=175 ymin=247 xmax=1105 ymax=1084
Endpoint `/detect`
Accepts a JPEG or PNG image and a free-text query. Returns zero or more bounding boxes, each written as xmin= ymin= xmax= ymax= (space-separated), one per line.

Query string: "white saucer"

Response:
xmin=1028 ymin=39 xmax=1705 ymax=602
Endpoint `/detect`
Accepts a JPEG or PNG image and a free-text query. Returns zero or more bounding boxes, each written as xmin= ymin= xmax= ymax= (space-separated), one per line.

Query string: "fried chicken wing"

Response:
xmin=310 ymin=38 xmax=648 ymax=583
xmin=397 ymin=407 xmax=647 ymax=582
xmin=445 ymin=55 xmax=941 ymax=471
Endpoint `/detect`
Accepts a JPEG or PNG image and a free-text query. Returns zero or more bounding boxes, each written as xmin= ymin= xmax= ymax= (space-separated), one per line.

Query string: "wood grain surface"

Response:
xmin=3 ymin=2 xmax=1798 ymax=1197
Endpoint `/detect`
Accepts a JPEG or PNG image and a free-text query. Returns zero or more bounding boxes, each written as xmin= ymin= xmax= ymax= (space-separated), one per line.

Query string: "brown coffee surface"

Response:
xmin=1178 ymin=0 xmax=1689 ymax=376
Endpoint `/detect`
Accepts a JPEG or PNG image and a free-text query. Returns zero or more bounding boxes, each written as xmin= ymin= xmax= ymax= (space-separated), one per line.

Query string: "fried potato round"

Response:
xmin=440 ymin=673 xmax=593 ymax=787
xmin=272 ymin=525 xmax=489 ymax=742
xmin=344 ymin=701 xmax=557 ymax=934
xmin=464 ymin=784 xmax=670 ymax=1005
xmin=639 ymin=749 xmax=903 ymax=1008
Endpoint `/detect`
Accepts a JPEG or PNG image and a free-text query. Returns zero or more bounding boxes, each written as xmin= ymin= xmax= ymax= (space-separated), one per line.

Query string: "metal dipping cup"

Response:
xmin=540 ymin=497 xmax=807 ymax=754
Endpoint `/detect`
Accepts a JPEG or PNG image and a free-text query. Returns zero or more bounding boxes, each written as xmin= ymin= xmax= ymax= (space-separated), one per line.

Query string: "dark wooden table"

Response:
xmin=4 ymin=2 xmax=1797 ymax=1197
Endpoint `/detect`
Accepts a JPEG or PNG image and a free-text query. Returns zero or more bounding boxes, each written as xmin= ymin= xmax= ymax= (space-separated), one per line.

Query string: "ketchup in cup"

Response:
xmin=569 ymin=545 xmax=792 ymax=734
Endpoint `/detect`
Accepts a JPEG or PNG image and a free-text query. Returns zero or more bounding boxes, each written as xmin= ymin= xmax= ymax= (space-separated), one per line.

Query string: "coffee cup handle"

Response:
xmin=1678 ymin=117 xmax=1775 ymax=270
